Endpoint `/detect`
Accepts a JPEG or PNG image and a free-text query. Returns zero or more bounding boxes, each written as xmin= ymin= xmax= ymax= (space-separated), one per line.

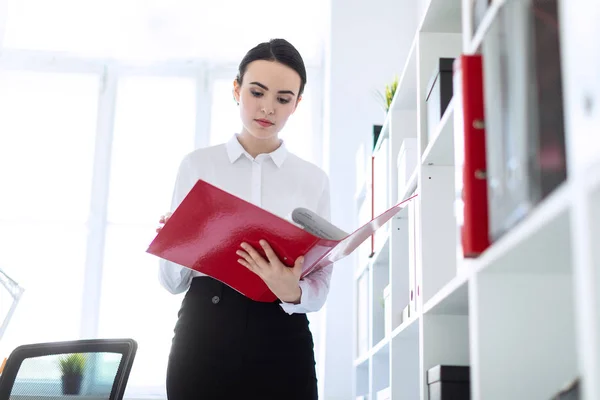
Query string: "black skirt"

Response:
xmin=166 ymin=276 xmax=318 ymax=400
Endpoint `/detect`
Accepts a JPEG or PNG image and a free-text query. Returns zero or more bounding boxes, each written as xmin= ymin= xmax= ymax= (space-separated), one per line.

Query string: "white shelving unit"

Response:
xmin=351 ymin=0 xmax=600 ymax=399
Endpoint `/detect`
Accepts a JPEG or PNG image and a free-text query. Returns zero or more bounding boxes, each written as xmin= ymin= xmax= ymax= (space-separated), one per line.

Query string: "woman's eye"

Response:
xmin=278 ymin=98 xmax=290 ymax=104
xmin=251 ymin=91 xmax=263 ymax=97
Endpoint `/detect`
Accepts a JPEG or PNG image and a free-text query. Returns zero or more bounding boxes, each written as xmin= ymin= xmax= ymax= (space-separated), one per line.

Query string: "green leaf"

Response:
xmin=58 ymin=353 xmax=86 ymax=376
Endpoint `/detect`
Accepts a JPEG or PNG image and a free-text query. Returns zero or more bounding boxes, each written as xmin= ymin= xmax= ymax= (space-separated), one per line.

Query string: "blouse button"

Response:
xmin=211 ymin=295 xmax=220 ymax=304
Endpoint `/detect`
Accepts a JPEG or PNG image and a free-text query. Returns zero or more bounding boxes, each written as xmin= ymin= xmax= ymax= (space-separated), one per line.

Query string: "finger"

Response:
xmin=236 ymin=250 xmax=255 ymax=266
xmin=292 ymin=256 xmax=304 ymax=278
xmin=238 ymin=258 xmax=257 ymax=273
xmin=160 ymin=212 xmax=172 ymax=223
xmin=259 ymin=240 xmax=280 ymax=265
xmin=240 ymin=243 xmax=268 ymax=268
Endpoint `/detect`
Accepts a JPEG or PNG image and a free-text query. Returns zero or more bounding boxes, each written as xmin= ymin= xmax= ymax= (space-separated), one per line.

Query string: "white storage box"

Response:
xmin=397 ymin=138 xmax=417 ymax=199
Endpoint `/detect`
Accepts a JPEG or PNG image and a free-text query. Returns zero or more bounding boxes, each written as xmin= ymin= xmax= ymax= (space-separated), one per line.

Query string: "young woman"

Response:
xmin=157 ymin=38 xmax=332 ymax=400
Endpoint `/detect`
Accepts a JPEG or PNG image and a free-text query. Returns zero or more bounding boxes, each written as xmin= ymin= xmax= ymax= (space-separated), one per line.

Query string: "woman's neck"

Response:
xmin=237 ymin=131 xmax=281 ymax=158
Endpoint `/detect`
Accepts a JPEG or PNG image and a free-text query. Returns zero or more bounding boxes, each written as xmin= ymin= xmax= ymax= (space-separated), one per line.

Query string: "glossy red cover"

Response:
xmin=147 ymin=179 xmax=417 ymax=302
xmin=456 ymin=54 xmax=490 ymax=256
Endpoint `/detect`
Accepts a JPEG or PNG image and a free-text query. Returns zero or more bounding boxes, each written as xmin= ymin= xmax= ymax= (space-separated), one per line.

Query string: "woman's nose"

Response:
xmin=261 ymin=100 xmax=275 ymax=115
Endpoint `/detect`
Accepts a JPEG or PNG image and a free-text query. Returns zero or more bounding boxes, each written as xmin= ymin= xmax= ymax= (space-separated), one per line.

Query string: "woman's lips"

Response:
xmin=255 ymin=119 xmax=274 ymax=127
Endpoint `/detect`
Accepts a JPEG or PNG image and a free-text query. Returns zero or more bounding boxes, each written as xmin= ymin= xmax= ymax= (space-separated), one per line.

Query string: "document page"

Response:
xmin=291 ymin=208 xmax=349 ymax=241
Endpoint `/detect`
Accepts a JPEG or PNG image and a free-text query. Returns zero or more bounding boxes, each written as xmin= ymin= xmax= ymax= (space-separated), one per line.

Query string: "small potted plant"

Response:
xmin=374 ymin=75 xmax=399 ymax=115
xmin=58 ymin=353 xmax=86 ymax=395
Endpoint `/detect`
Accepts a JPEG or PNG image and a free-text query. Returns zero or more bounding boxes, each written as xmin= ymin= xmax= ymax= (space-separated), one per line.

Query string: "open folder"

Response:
xmin=147 ymin=179 xmax=417 ymax=302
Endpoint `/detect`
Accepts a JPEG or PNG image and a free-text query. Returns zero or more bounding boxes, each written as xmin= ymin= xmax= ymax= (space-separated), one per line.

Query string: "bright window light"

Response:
xmin=0 ymin=2 xmax=326 ymax=397
xmin=0 ymin=68 xmax=98 ymax=365
xmin=106 ymin=76 xmax=197 ymax=225
xmin=4 ymin=0 xmax=326 ymax=64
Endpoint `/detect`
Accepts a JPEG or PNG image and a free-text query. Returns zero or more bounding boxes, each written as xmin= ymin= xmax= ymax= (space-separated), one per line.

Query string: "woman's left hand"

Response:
xmin=237 ymin=240 xmax=303 ymax=304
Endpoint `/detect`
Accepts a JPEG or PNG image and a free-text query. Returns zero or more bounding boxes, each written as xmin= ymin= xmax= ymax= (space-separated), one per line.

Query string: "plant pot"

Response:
xmin=62 ymin=374 xmax=82 ymax=395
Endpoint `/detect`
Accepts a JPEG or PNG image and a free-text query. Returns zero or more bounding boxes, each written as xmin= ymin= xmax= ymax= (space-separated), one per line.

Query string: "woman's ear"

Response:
xmin=232 ymin=79 xmax=241 ymax=105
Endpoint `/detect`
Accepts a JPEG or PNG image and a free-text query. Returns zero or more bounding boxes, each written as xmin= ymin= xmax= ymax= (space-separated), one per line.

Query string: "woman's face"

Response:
xmin=233 ymin=60 xmax=302 ymax=141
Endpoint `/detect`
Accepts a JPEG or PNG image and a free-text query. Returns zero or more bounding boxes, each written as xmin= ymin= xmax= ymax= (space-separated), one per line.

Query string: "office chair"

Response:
xmin=0 ymin=338 xmax=137 ymax=400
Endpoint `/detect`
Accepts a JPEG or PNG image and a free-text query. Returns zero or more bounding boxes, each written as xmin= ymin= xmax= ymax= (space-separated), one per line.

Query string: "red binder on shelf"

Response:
xmin=453 ymin=54 xmax=490 ymax=257
xmin=147 ymin=179 xmax=417 ymax=302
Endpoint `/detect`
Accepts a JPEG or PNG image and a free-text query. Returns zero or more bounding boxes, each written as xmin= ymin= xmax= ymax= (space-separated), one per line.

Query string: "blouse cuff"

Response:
xmin=279 ymin=279 xmax=313 ymax=314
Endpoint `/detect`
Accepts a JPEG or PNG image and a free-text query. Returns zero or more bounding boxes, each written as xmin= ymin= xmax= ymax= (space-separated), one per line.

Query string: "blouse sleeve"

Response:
xmin=279 ymin=173 xmax=334 ymax=314
xmin=158 ymin=155 xmax=196 ymax=294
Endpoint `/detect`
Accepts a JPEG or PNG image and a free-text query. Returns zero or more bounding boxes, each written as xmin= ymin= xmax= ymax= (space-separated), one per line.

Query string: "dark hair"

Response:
xmin=236 ymin=38 xmax=307 ymax=97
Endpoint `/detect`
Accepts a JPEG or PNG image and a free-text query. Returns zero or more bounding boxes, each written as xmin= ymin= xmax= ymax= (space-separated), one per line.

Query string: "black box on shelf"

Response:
xmin=427 ymin=365 xmax=470 ymax=400
xmin=372 ymin=124 xmax=383 ymax=152
xmin=551 ymin=378 xmax=580 ymax=399
xmin=426 ymin=58 xmax=454 ymax=145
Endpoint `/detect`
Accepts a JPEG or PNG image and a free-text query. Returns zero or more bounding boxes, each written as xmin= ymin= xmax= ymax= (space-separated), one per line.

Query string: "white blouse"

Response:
xmin=158 ymin=134 xmax=333 ymax=314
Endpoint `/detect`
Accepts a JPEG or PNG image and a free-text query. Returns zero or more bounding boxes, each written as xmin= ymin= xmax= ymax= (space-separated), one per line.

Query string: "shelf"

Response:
xmin=354 ymin=181 xmax=367 ymax=208
xmin=390 ymin=316 xmax=420 ymax=400
xmin=389 ymin=35 xmax=418 ymax=112
xmin=374 ymin=37 xmax=418 ymax=154
xmin=419 ymin=0 xmax=463 ymax=34
xmin=371 ymin=340 xmax=391 ymax=394
xmin=370 ymin=230 xmax=390 ymax=267
xmin=391 ymin=314 xmax=419 ymax=340
xmin=475 ymin=272 xmax=577 ymax=399
xmin=354 ymin=258 xmax=370 ymax=281
xmin=423 ymin=271 xmax=469 ymax=315
xmin=350 ymin=0 xmax=594 ymax=398
xmin=467 ymin=0 xmax=505 ymax=54
xmin=474 ymin=181 xmax=572 ymax=275
xmin=372 ymin=336 xmax=390 ymax=358
xmin=353 ymin=335 xmax=391 ymax=369
xmin=353 ymin=351 xmax=370 ymax=368
xmin=399 ymin=168 xmax=418 ymax=202
xmin=585 ymin=158 xmax=600 ymax=194
xmin=421 ymin=99 xmax=455 ymax=166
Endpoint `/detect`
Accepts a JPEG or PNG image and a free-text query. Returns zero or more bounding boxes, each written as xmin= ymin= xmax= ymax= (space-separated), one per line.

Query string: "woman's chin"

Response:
xmin=246 ymin=129 xmax=279 ymax=141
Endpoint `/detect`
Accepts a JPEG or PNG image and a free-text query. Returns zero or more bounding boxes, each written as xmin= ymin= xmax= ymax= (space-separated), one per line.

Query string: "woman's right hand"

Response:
xmin=156 ymin=212 xmax=172 ymax=233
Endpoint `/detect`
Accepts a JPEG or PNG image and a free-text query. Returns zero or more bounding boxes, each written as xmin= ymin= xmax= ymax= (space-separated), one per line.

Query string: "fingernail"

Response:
xmin=300 ymin=256 xmax=304 ymax=263
xmin=260 ymin=240 xmax=266 ymax=246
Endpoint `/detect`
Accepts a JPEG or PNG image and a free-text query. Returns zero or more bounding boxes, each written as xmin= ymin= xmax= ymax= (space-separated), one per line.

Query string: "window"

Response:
xmin=0 ymin=70 xmax=99 ymax=358
xmin=209 ymin=78 xmax=241 ymax=146
xmin=279 ymin=87 xmax=317 ymax=165
xmin=105 ymin=76 xmax=197 ymax=224
xmin=97 ymin=76 xmax=196 ymax=396
xmin=0 ymin=2 xmax=325 ymax=392
xmin=3 ymin=0 xmax=327 ymax=65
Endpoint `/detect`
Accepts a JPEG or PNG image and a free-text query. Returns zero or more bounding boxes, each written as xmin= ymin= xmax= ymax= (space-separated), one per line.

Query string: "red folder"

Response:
xmin=453 ymin=54 xmax=490 ymax=257
xmin=147 ymin=179 xmax=417 ymax=302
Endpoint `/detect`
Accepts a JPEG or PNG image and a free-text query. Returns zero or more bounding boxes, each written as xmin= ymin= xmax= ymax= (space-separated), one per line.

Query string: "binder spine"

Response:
xmin=455 ymin=54 xmax=490 ymax=257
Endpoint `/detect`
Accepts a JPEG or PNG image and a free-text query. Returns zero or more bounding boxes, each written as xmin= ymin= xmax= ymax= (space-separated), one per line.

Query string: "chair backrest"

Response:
xmin=0 ymin=338 xmax=137 ymax=400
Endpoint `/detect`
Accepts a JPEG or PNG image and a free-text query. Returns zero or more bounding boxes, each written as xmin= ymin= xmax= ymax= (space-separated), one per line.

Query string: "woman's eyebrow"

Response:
xmin=250 ymin=81 xmax=296 ymax=96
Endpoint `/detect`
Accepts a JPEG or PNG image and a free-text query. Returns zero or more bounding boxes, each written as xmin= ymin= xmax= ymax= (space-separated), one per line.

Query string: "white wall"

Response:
xmin=0 ymin=0 xmax=7 ymax=49
xmin=321 ymin=0 xmax=417 ymax=398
